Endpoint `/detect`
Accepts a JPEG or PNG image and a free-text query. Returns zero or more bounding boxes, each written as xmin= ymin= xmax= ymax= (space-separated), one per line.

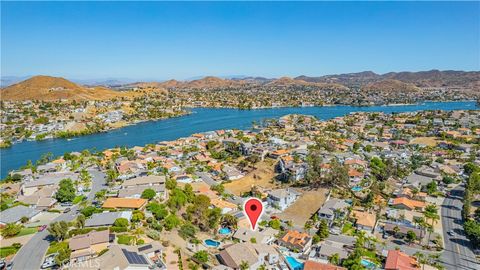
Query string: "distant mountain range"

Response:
xmin=1 ymin=70 xmax=478 ymax=101
xmin=295 ymin=70 xmax=480 ymax=88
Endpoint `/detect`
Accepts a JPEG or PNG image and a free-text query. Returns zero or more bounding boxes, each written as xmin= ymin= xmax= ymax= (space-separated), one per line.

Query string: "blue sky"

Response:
xmin=1 ymin=1 xmax=479 ymax=80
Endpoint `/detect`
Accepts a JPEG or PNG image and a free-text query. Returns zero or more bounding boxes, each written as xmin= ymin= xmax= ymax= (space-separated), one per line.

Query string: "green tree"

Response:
xmin=193 ymin=250 xmax=208 ymax=263
xmin=406 ymin=230 xmax=417 ymax=245
xmin=55 ymin=246 xmax=72 ymax=266
xmin=424 ymin=204 xmax=439 ymax=246
xmin=167 ymin=188 xmax=188 ymax=210
xmin=55 ymin=178 xmax=76 ymax=202
xmin=425 ymin=181 xmax=438 ymax=195
xmin=164 ymin=214 xmax=180 ymax=231
xmin=47 ymin=221 xmax=69 ymax=241
xmin=317 ymin=220 xmax=329 ymax=240
xmin=269 ymin=219 xmax=281 ymax=230
xmin=1 ymin=223 xmax=21 ymax=237
xmin=114 ymin=218 xmax=129 ymax=228
xmin=329 ymin=253 xmax=340 ymax=265
xmin=75 ymin=214 xmax=86 ymax=229
xmin=179 ymin=223 xmax=197 ymax=240
xmin=131 ymin=210 xmax=145 ymax=223
xmin=141 ymin=188 xmax=156 ymax=200
xmin=239 ymin=261 xmax=249 ymax=270
xmin=147 ymin=202 xmax=169 ymax=220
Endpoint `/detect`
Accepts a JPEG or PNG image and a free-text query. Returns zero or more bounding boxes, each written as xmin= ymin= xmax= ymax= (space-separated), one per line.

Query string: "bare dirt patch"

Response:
xmin=410 ymin=137 xmax=437 ymax=147
xmin=277 ymin=188 xmax=329 ymax=226
xmin=224 ymin=160 xmax=281 ymax=196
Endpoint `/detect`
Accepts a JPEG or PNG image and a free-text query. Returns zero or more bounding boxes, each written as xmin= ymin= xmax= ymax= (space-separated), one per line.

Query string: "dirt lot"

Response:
xmin=277 ymin=188 xmax=329 ymax=226
xmin=224 ymin=159 xmax=281 ymax=196
xmin=409 ymin=137 xmax=437 ymax=147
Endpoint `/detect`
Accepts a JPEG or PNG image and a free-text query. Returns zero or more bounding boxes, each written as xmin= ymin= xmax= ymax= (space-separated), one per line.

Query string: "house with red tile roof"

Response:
xmin=277 ymin=230 xmax=312 ymax=253
xmin=384 ymin=250 xmax=419 ymax=270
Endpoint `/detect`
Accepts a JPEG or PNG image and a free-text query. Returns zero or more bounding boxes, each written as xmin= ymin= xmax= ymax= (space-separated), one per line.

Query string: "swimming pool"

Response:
xmin=219 ymin=227 xmax=231 ymax=235
xmin=285 ymin=256 xmax=304 ymax=270
xmin=351 ymin=186 xmax=363 ymax=192
xmin=361 ymin=259 xmax=376 ymax=269
xmin=204 ymin=239 xmax=220 ymax=247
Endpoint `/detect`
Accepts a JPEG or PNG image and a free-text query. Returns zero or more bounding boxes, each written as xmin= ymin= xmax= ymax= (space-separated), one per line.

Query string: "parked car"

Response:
xmin=60 ymin=202 xmax=73 ymax=207
xmin=41 ymin=254 xmax=58 ymax=269
xmin=63 ymin=208 xmax=71 ymax=213
xmin=448 ymin=230 xmax=455 ymax=236
xmin=38 ymin=225 xmax=47 ymax=232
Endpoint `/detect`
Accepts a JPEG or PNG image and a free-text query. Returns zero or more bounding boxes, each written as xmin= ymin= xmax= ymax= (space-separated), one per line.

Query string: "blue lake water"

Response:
xmin=1 ymin=101 xmax=477 ymax=178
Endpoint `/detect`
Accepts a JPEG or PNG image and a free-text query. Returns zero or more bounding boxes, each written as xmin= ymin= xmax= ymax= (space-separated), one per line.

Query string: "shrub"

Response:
xmin=193 ymin=250 xmax=208 ymax=263
xmin=110 ymin=226 xmax=128 ymax=233
xmin=146 ymin=230 xmax=161 ymax=240
xmin=114 ymin=218 xmax=129 ymax=228
xmin=117 ymin=235 xmax=133 ymax=245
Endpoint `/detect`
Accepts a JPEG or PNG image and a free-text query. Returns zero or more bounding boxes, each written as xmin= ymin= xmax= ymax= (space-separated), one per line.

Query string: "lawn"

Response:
xmin=73 ymin=195 xmax=86 ymax=204
xmin=0 ymin=245 xmax=21 ymax=258
xmin=17 ymin=227 xmax=37 ymax=237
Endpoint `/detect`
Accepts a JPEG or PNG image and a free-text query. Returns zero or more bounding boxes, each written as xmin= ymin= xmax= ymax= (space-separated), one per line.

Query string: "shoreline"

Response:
xmin=1 ymin=100 xmax=478 ymax=178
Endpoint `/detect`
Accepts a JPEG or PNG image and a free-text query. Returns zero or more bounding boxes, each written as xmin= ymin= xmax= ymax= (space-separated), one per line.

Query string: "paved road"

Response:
xmin=12 ymin=169 xmax=105 ymax=270
xmin=441 ymin=184 xmax=479 ymax=270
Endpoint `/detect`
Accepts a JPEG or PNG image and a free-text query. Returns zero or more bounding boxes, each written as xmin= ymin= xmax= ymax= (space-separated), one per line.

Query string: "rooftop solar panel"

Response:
xmin=122 ymin=248 xmax=148 ymax=265
xmin=138 ymin=244 xmax=153 ymax=252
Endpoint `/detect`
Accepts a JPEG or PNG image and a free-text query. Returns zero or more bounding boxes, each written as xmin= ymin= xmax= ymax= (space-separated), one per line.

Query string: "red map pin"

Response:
xmin=244 ymin=198 xmax=263 ymax=231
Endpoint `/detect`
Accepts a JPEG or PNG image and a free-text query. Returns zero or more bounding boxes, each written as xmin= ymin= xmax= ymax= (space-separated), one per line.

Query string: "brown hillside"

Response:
xmin=267 ymin=77 xmax=349 ymax=91
xmin=1 ymin=75 xmax=139 ymax=101
xmin=362 ymin=79 xmax=420 ymax=93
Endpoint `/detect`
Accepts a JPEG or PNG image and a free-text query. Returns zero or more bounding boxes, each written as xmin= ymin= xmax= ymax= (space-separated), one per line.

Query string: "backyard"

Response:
xmin=277 ymin=188 xmax=329 ymax=226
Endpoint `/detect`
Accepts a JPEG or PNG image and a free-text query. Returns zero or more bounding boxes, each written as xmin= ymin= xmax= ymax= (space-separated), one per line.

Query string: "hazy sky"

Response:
xmin=1 ymin=1 xmax=479 ymax=80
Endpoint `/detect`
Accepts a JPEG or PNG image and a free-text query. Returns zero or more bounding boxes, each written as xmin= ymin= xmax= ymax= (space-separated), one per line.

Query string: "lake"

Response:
xmin=1 ymin=101 xmax=478 ymax=178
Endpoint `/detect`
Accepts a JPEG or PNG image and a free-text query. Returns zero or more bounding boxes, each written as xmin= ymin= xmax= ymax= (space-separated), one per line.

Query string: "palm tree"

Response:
xmin=329 ymin=253 xmax=340 ymax=265
xmin=239 ymin=261 xmax=249 ymax=270
xmin=424 ymin=204 xmax=439 ymax=247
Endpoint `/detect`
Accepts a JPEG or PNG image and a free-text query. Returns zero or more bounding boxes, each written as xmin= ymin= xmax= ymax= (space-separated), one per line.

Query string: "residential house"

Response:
xmin=232 ymin=227 xmax=277 ymax=244
xmin=267 ymin=188 xmax=300 ymax=211
xmin=384 ymin=250 xmax=419 ymax=270
xmin=383 ymin=222 xmax=425 ymax=239
xmin=217 ymin=243 xmax=279 ymax=270
xmin=85 ymin=211 xmax=132 ymax=227
xmin=351 ymin=210 xmax=377 ymax=233
xmin=0 ymin=205 xmax=40 ymax=227
xmin=17 ymin=186 xmax=57 ymax=210
xmin=318 ymin=199 xmax=350 ymax=225
xmin=71 ymin=243 xmax=165 ymax=270
xmin=102 ymin=198 xmax=147 ymax=210
xmin=386 ymin=209 xmax=423 ymax=227
xmin=389 ymin=197 xmax=426 ymax=211
xmin=277 ymin=230 xmax=312 ymax=253
xmin=304 ymin=261 xmax=346 ymax=270
xmin=69 ymin=230 xmax=111 ymax=262
xmin=222 ymin=165 xmax=244 ymax=181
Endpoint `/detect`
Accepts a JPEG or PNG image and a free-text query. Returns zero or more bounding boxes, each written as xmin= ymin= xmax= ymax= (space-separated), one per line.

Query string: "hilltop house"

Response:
xmin=267 ymin=188 xmax=300 ymax=211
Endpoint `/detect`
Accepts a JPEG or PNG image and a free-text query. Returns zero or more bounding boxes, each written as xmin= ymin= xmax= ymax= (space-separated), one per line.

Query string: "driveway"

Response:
xmin=12 ymin=169 xmax=105 ymax=270
xmin=440 ymin=184 xmax=479 ymax=270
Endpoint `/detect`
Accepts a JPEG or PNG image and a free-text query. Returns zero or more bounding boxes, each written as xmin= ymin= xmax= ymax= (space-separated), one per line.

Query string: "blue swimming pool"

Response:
xmin=361 ymin=259 xmax=376 ymax=269
xmin=204 ymin=239 xmax=220 ymax=247
xmin=219 ymin=227 xmax=231 ymax=235
xmin=285 ymin=256 xmax=304 ymax=270
xmin=351 ymin=186 xmax=363 ymax=192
